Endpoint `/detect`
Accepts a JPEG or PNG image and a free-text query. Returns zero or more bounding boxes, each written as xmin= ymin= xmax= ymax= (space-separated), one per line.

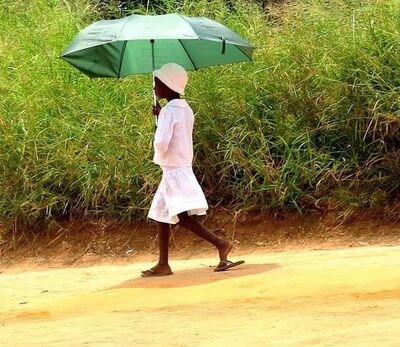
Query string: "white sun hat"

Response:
xmin=153 ymin=63 xmax=188 ymax=95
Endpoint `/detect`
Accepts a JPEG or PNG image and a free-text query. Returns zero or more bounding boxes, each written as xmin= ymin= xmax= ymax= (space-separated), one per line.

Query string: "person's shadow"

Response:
xmin=106 ymin=263 xmax=280 ymax=289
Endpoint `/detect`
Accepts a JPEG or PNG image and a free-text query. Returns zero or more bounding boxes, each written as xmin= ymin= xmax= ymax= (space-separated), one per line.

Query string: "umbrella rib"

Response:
xmin=234 ymin=44 xmax=254 ymax=61
xmin=178 ymin=40 xmax=198 ymax=71
xmin=118 ymin=41 xmax=128 ymax=78
xmin=177 ymin=14 xmax=200 ymax=39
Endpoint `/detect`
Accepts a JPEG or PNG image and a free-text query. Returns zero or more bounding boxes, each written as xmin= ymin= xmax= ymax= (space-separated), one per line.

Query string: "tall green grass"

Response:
xmin=0 ymin=0 xmax=399 ymax=231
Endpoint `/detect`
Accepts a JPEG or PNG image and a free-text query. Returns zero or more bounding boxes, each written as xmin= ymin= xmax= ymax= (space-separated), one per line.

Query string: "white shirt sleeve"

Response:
xmin=154 ymin=108 xmax=176 ymax=156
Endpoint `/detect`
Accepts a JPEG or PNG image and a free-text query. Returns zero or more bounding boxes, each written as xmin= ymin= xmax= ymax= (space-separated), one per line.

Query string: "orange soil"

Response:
xmin=1 ymin=245 xmax=400 ymax=346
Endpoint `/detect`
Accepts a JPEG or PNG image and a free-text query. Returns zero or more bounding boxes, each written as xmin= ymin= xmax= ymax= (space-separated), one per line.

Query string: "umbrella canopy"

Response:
xmin=60 ymin=13 xmax=254 ymax=78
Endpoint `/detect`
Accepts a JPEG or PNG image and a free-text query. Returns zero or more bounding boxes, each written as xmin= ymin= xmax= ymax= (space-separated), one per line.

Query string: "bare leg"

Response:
xmin=177 ymin=212 xmax=233 ymax=261
xmin=141 ymin=222 xmax=173 ymax=276
xmin=157 ymin=222 xmax=170 ymax=266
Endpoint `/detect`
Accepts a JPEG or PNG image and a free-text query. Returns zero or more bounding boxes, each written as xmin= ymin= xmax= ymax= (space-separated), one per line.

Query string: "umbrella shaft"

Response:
xmin=151 ymin=39 xmax=157 ymax=114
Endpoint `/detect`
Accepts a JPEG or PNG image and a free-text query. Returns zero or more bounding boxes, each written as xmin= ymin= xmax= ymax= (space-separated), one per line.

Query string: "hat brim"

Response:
xmin=153 ymin=69 xmax=185 ymax=95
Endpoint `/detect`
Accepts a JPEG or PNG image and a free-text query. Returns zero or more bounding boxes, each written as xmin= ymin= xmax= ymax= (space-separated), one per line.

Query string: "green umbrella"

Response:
xmin=61 ymin=13 xmax=253 ymax=76
xmin=60 ymin=13 xmax=254 ymax=104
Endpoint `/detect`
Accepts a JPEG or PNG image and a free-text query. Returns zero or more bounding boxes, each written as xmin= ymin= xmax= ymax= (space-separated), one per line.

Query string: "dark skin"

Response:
xmin=142 ymin=78 xmax=233 ymax=276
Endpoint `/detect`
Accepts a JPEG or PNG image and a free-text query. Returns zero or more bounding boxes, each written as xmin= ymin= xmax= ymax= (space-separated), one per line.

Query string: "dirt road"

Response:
xmin=1 ymin=246 xmax=399 ymax=346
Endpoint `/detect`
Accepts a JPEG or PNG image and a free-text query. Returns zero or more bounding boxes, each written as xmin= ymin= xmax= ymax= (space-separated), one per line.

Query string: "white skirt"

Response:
xmin=148 ymin=166 xmax=208 ymax=224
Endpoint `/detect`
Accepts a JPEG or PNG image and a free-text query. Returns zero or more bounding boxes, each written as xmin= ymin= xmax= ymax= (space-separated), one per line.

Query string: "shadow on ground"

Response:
xmin=107 ymin=263 xmax=281 ymax=289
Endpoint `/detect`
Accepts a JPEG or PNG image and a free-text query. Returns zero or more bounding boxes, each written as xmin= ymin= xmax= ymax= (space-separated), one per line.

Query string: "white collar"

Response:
xmin=166 ymin=99 xmax=187 ymax=108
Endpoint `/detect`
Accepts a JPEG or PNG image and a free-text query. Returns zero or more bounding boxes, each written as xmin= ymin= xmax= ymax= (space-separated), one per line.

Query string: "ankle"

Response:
xmin=219 ymin=240 xmax=231 ymax=248
xmin=157 ymin=262 xmax=170 ymax=267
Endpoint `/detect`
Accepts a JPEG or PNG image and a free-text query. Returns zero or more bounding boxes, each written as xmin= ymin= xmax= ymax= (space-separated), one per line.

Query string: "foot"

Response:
xmin=141 ymin=263 xmax=173 ymax=277
xmin=217 ymin=241 xmax=233 ymax=262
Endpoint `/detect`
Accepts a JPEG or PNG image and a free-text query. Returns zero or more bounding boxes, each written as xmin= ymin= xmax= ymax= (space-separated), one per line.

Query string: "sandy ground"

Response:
xmin=1 ymin=245 xmax=400 ymax=347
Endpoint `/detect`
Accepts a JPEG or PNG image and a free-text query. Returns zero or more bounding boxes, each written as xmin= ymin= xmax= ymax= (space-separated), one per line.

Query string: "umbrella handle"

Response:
xmin=151 ymin=39 xmax=156 ymax=108
xmin=153 ymin=77 xmax=158 ymax=126
xmin=153 ymin=75 xmax=157 ymax=107
xmin=151 ymin=39 xmax=158 ymax=125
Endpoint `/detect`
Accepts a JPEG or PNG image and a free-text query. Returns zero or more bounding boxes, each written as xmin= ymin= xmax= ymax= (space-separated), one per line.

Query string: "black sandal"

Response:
xmin=141 ymin=269 xmax=173 ymax=277
xmin=214 ymin=260 xmax=245 ymax=272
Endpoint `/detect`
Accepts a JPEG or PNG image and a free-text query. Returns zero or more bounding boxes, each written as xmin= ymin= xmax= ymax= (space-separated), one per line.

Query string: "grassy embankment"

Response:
xmin=0 ymin=0 xmax=399 ymax=234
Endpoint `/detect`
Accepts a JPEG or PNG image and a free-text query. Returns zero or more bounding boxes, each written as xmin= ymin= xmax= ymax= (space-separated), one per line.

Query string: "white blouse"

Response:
xmin=153 ymin=99 xmax=194 ymax=167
